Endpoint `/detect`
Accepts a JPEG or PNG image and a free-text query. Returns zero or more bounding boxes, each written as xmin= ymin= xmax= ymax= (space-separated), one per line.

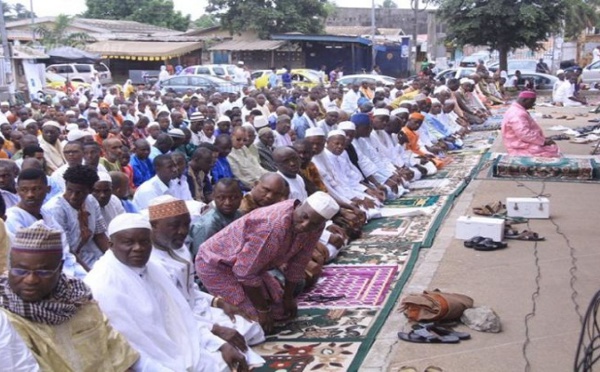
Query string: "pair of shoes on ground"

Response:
xmin=504 ymin=227 xmax=545 ymax=241
xmin=398 ymin=323 xmax=471 ymax=344
xmin=397 ymin=366 xmax=443 ymax=372
xmin=464 ymin=236 xmax=507 ymax=251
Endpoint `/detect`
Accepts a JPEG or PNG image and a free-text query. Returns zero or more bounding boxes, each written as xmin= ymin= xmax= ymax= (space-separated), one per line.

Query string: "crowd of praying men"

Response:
xmin=0 ymin=72 xmax=508 ymax=371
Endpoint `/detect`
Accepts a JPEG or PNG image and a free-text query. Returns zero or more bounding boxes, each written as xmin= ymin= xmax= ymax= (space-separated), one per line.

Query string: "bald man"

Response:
xmin=100 ymin=138 xmax=123 ymax=172
xmin=239 ymin=172 xmax=289 ymax=214
xmin=227 ymin=127 xmax=268 ymax=189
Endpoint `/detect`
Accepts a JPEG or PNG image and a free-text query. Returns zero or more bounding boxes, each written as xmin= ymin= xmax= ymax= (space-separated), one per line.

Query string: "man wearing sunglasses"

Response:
xmin=0 ymin=223 xmax=140 ymax=371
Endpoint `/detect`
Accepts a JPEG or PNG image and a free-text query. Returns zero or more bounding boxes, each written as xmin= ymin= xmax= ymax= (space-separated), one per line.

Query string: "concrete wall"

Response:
xmin=326 ymin=7 xmax=433 ymax=35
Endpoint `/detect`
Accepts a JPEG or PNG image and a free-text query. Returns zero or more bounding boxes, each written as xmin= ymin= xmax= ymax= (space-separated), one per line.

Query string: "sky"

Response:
xmin=11 ymin=0 xmax=419 ymax=20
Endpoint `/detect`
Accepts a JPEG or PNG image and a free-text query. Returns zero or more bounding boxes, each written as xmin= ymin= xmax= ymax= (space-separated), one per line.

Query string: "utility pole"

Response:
xmin=371 ymin=0 xmax=376 ymax=70
xmin=411 ymin=0 xmax=419 ymax=75
xmin=30 ymin=0 xmax=35 ymax=42
xmin=0 ymin=0 xmax=13 ymax=100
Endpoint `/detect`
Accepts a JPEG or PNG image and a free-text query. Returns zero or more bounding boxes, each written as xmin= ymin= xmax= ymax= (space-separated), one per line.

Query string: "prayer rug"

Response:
xmin=362 ymin=216 xmax=411 ymax=236
xmin=255 ymin=342 xmax=360 ymax=371
xmin=470 ymin=121 xmax=502 ymax=132
xmin=384 ymin=195 xmax=440 ymax=208
xmin=336 ymin=241 xmax=415 ymax=265
xmin=297 ymin=265 xmax=398 ymax=308
xmin=493 ymin=155 xmax=595 ymax=180
xmin=267 ymin=308 xmax=378 ymax=341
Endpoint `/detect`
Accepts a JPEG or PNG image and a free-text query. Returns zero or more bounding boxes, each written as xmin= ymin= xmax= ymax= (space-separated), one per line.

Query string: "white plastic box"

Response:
xmin=455 ymin=216 xmax=505 ymax=242
xmin=506 ymin=197 xmax=550 ymax=219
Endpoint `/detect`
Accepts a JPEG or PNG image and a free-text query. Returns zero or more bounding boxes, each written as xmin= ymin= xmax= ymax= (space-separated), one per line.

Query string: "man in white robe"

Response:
xmin=86 ymin=213 xmax=253 ymax=372
xmin=147 ymin=196 xmax=265 ymax=354
xmin=0 ymin=309 xmax=40 ymax=371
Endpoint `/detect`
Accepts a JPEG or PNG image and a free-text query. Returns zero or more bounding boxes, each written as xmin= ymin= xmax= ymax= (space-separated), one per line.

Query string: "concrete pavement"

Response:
xmin=361 ymin=103 xmax=600 ymax=372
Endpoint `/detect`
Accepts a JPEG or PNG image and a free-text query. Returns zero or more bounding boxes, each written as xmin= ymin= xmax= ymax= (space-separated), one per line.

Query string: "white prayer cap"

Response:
xmin=430 ymin=98 xmax=441 ymax=105
xmin=237 ymin=61 xmax=244 ymax=66
xmin=338 ymin=121 xmax=356 ymax=131
xmin=66 ymin=123 xmax=78 ymax=132
xmin=67 ymin=129 xmax=86 ymax=142
xmin=147 ymin=121 xmax=160 ymax=129
xmin=556 ymin=69 xmax=565 ymax=75
xmin=168 ymin=128 xmax=185 ymax=138
xmin=24 ymin=118 xmax=38 ymax=126
xmin=434 ymin=85 xmax=450 ymax=94
xmin=0 ymin=101 xmax=9 ymax=107
xmin=327 ymin=129 xmax=347 ymax=139
xmin=305 ymin=127 xmax=325 ymax=137
xmin=65 ymin=110 xmax=76 ymax=116
xmin=97 ymin=171 xmax=112 ymax=183
xmin=500 ymin=70 xmax=508 ymax=78
xmin=325 ymin=105 xmax=339 ymax=114
xmin=107 ymin=213 xmax=151 ymax=236
xmin=372 ymin=108 xmax=390 ymax=117
xmin=242 ymin=123 xmax=256 ymax=133
xmin=89 ymin=101 xmax=98 ymax=109
xmin=375 ymin=87 xmax=385 ymax=92
xmin=306 ymin=191 xmax=339 ymax=220
xmin=459 ymin=78 xmax=474 ymax=85
xmin=42 ymin=121 xmax=61 ymax=129
xmin=217 ymin=115 xmax=231 ymax=123
xmin=391 ymin=108 xmax=409 ymax=116
xmin=253 ymin=115 xmax=268 ymax=129
xmin=405 ymin=100 xmax=417 ymax=105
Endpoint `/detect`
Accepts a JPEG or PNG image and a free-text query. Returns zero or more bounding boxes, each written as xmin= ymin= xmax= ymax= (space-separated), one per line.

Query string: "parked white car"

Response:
xmin=46 ymin=62 xmax=112 ymax=84
xmin=181 ymin=64 xmax=238 ymax=81
xmin=581 ymin=61 xmax=600 ymax=85
xmin=336 ymin=74 xmax=397 ymax=87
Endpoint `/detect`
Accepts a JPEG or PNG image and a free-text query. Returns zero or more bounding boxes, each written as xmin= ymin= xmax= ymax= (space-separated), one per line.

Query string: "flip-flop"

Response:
xmin=474 ymin=238 xmax=507 ymax=251
xmin=505 ymin=230 xmax=545 ymax=241
xmin=412 ymin=323 xmax=471 ymax=340
xmin=397 ymin=328 xmax=460 ymax=344
xmin=396 ymin=367 xmax=418 ymax=372
xmin=424 ymin=367 xmax=444 ymax=372
xmin=556 ymin=115 xmax=567 ymax=119
xmin=464 ymin=236 xmax=485 ymax=248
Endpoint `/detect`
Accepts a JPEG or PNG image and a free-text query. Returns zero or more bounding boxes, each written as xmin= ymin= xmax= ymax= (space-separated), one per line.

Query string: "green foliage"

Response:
xmin=84 ymin=0 xmax=191 ymax=32
xmin=3 ymin=2 xmax=36 ymax=21
xmin=34 ymin=14 xmax=95 ymax=48
xmin=380 ymin=0 xmax=398 ymax=8
xmin=564 ymin=0 xmax=600 ymax=40
xmin=194 ymin=14 xmax=219 ymax=29
xmin=437 ymin=0 xmax=567 ymax=71
xmin=207 ymin=0 xmax=330 ymax=39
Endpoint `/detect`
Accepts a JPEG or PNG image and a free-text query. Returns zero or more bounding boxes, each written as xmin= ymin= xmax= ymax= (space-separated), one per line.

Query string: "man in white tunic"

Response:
xmin=92 ymin=171 xmax=125 ymax=226
xmin=85 ymin=213 xmax=253 ymax=372
xmin=133 ymin=154 xmax=178 ymax=210
xmin=147 ymin=196 xmax=265 ymax=352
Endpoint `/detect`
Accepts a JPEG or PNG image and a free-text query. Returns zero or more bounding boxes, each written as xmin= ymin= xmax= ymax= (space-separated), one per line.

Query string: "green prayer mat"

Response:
xmin=493 ymin=155 xmax=596 ymax=181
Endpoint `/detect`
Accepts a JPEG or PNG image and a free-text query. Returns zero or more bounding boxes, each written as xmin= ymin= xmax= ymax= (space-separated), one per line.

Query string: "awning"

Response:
xmin=209 ymin=39 xmax=285 ymax=51
xmin=86 ymin=41 xmax=203 ymax=61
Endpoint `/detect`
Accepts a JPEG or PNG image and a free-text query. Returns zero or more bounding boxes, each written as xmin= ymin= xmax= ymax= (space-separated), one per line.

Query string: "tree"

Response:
xmin=34 ymin=14 xmax=95 ymax=48
xmin=207 ymin=0 xmax=330 ymax=39
xmin=564 ymin=0 xmax=600 ymax=40
xmin=3 ymin=3 xmax=36 ymax=21
xmin=194 ymin=14 xmax=219 ymax=29
xmin=380 ymin=0 xmax=398 ymax=8
xmin=437 ymin=0 xmax=567 ymax=72
xmin=84 ymin=0 xmax=191 ymax=32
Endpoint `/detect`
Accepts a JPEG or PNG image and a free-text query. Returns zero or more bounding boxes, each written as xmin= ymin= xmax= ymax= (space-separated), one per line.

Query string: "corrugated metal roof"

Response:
xmin=86 ymin=41 xmax=203 ymax=58
xmin=209 ymin=39 xmax=285 ymax=51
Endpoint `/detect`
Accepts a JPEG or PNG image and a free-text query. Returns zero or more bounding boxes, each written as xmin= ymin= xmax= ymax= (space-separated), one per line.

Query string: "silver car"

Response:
xmin=160 ymin=74 xmax=244 ymax=94
xmin=581 ymin=61 xmax=600 ymax=84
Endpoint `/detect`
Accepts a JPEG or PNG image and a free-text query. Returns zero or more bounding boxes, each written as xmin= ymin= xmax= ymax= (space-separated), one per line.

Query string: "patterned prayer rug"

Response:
xmin=297 ymin=265 xmax=398 ymax=308
xmin=335 ymin=241 xmax=415 ymax=265
xmin=255 ymin=342 xmax=361 ymax=371
xmin=267 ymin=308 xmax=378 ymax=341
xmin=493 ymin=155 xmax=596 ymax=180
xmin=470 ymin=121 xmax=502 ymax=132
xmin=383 ymin=195 xmax=440 ymax=208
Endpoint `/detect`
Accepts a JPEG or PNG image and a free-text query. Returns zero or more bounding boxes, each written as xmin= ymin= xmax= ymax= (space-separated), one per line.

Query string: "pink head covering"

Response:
xmin=518 ymin=91 xmax=537 ymax=99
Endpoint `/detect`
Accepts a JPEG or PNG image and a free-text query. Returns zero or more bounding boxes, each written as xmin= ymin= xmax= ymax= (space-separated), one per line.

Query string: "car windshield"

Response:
xmin=226 ymin=65 xmax=237 ymax=75
xmin=94 ymin=63 xmax=108 ymax=72
xmin=46 ymin=71 xmax=66 ymax=82
xmin=380 ymin=76 xmax=396 ymax=84
xmin=509 ymin=61 xmax=536 ymax=70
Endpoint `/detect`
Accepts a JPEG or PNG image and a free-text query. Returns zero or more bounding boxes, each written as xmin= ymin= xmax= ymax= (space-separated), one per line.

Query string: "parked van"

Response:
xmin=46 ymin=62 xmax=112 ymax=84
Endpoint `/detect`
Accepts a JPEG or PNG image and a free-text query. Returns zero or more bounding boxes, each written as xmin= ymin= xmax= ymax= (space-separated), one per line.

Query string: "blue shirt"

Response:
xmin=130 ymin=154 xmax=155 ymax=187
xmin=211 ymin=157 xmax=234 ymax=183
xmin=268 ymin=73 xmax=279 ymax=87
xmin=121 ymin=199 xmax=139 ymax=213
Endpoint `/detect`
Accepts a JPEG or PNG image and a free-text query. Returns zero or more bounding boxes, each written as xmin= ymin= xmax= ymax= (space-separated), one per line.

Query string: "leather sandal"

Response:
xmin=464 ymin=236 xmax=485 ymax=248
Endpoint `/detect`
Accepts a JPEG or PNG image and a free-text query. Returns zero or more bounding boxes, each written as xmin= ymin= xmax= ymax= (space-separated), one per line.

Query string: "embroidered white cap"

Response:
xmin=305 ymin=127 xmax=325 ymax=137
xmin=306 ymin=191 xmax=340 ymax=220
